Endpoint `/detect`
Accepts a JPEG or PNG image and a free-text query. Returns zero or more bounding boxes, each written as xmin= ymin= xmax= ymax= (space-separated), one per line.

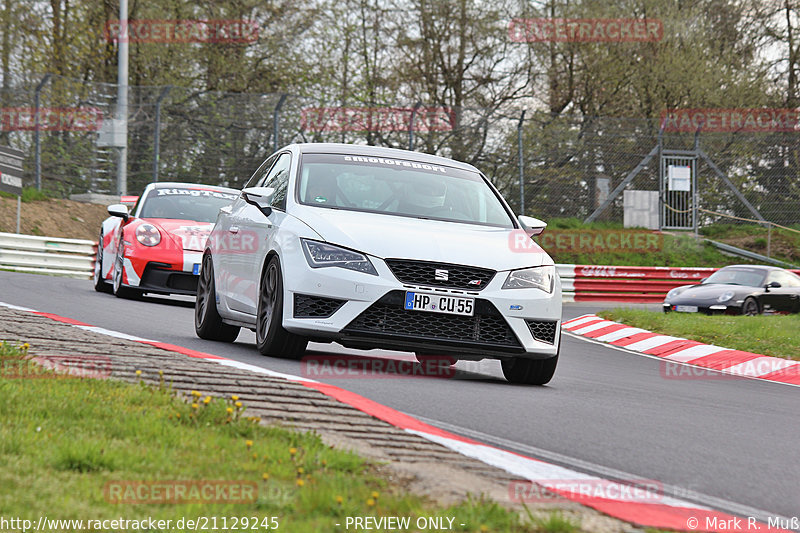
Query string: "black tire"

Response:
xmin=111 ymin=236 xmax=140 ymax=299
xmin=195 ymin=253 xmax=240 ymax=342
xmin=742 ymin=297 xmax=760 ymax=316
xmin=501 ymin=332 xmax=560 ymax=385
xmin=93 ymin=231 xmax=112 ymax=293
xmin=256 ymin=256 xmax=307 ymax=358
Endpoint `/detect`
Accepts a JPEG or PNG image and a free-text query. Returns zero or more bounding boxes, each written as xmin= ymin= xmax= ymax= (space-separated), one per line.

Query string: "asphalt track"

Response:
xmin=1 ymin=270 xmax=797 ymax=523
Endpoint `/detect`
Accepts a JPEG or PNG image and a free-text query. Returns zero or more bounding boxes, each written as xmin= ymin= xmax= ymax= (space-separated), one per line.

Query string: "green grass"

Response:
xmin=598 ymin=309 xmax=800 ymax=360
xmin=0 ymin=186 xmax=53 ymax=202
xmin=0 ymin=341 xmax=577 ymax=532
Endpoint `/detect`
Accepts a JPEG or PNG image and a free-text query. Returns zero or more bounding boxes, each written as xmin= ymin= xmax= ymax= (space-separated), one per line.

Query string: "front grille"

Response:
xmin=525 ymin=320 xmax=558 ymax=344
xmin=343 ymin=291 xmax=520 ymax=348
xmin=385 ymin=259 xmax=495 ymax=291
xmin=293 ymin=294 xmax=345 ymax=318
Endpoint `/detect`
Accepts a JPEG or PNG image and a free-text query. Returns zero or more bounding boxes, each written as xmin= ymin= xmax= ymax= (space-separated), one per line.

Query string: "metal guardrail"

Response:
xmin=0 ymin=232 xmax=96 ymax=279
xmin=704 ymin=239 xmax=799 ymax=269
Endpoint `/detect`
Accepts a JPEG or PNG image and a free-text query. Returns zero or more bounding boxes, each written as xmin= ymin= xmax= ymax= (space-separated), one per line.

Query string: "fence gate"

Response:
xmin=660 ymin=150 xmax=697 ymax=230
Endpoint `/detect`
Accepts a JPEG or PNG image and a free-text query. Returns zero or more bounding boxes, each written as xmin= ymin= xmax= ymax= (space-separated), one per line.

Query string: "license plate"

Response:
xmin=675 ymin=305 xmax=698 ymax=313
xmin=404 ymin=291 xmax=474 ymax=316
xmin=192 ymin=263 xmax=200 ymax=275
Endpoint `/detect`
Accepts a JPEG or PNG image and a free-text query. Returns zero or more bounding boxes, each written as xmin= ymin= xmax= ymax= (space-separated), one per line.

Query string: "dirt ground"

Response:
xmin=0 ymin=197 xmax=110 ymax=241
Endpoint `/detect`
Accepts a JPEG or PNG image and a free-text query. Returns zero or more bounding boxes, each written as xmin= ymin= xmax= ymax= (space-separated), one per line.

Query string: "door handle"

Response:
xmin=229 ymin=226 xmax=240 ymax=234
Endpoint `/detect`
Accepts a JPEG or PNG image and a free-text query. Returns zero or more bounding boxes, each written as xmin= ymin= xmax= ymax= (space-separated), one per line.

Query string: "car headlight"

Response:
xmin=666 ymin=287 xmax=685 ymax=300
xmin=301 ymin=239 xmax=378 ymax=276
xmin=501 ymin=265 xmax=555 ymax=293
xmin=717 ymin=290 xmax=735 ymax=303
xmin=136 ymin=223 xmax=161 ymax=246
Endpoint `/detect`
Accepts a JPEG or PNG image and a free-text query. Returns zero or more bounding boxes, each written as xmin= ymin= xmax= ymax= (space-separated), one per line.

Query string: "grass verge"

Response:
xmin=598 ymin=309 xmax=800 ymax=361
xmin=0 ymin=341 xmax=579 ymax=532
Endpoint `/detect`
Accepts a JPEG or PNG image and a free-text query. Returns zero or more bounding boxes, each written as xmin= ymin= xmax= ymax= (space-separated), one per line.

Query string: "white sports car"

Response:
xmin=195 ymin=144 xmax=562 ymax=384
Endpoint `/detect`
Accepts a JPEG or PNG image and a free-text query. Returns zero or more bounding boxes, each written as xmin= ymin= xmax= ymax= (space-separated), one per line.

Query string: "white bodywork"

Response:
xmin=207 ymin=144 xmax=562 ymax=360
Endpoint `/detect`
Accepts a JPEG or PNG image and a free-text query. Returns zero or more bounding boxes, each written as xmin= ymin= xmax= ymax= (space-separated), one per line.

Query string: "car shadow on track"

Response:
xmin=297 ymin=348 xmax=509 ymax=384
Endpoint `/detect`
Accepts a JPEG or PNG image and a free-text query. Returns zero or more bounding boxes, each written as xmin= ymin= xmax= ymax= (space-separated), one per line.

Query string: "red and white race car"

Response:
xmin=94 ymin=182 xmax=239 ymax=298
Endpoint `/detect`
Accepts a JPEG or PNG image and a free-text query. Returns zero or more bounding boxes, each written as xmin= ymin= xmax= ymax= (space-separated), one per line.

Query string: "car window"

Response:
xmin=263 ymin=153 xmax=292 ymax=210
xmin=138 ymin=187 xmax=238 ymax=223
xmin=297 ymin=153 xmax=514 ymax=227
xmin=769 ymin=271 xmax=800 ymax=287
xmin=704 ymin=268 xmax=766 ymax=287
xmin=244 ymin=154 xmax=277 ymax=189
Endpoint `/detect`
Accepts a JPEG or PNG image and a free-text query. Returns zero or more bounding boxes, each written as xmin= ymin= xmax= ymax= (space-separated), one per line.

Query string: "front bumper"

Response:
xmin=662 ymin=302 xmax=741 ymax=315
xmin=122 ymin=248 xmax=203 ymax=296
xmin=279 ymin=252 xmax=562 ymax=360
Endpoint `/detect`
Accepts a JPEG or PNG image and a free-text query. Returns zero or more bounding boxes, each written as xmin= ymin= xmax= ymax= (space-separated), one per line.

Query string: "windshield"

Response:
xmin=139 ymin=187 xmax=238 ymax=223
xmin=297 ymin=153 xmax=514 ymax=227
xmin=703 ymin=268 xmax=766 ymax=287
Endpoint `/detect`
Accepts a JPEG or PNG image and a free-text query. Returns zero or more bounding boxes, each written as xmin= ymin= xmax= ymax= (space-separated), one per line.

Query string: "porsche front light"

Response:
xmin=136 ymin=223 xmax=161 ymax=246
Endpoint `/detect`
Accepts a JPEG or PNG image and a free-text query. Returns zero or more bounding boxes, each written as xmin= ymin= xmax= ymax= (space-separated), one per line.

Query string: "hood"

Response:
xmin=669 ymin=283 xmax=748 ymax=303
xmin=293 ymin=207 xmax=550 ymax=271
xmin=146 ymin=218 xmax=214 ymax=252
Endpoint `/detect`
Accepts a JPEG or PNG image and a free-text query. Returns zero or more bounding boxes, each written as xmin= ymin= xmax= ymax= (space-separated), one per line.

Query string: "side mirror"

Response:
xmin=107 ymin=204 xmax=129 ymax=222
xmin=518 ymin=215 xmax=547 ymax=236
xmin=766 ymin=281 xmax=781 ymax=290
xmin=242 ymin=187 xmax=276 ymax=215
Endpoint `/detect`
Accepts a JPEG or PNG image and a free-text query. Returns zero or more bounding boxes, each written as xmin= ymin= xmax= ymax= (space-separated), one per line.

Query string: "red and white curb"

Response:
xmin=0 ymin=301 xmax=789 ymax=532
xmin=563 ymin=314 xmax=800 ymax=387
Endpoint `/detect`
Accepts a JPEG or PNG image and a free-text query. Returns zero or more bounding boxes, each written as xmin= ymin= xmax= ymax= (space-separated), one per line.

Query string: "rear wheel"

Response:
xmin=742 ymin=297 xmax=760 ymax=316
xmin=502 ymin=332 xmax=560 ymax=385
xmin=93 ymin=231 xmax=112 ymax=293
xmin=195 ymin=253 xmax=240 ymax=342
xmin=256 ymin=256 xmax=307 ymax=358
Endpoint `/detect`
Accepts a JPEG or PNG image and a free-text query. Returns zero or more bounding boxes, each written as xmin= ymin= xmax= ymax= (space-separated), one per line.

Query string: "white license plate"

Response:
xmin=192 ymin=263 xmax=200 ymax=275
xmin=404 ymin=291 xmax=474 ymax=316
xmin=675 ymin=305 xmax=698 ymax=313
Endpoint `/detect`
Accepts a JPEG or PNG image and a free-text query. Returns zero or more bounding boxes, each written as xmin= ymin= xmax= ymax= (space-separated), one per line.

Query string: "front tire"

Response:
xmin=195 ymin=253 xmax=240 ymax=342
xmin=742 ymin=297 xmax=760 ymax=316
xmin=256 ymin=256 xmax=307 ymax=358
xmin=502 ymin=332 xmax=560 ymax=385
xmin=93 ymin=231 xmax=112 ymax=293
xmin=112 ymin=238 xmax=139 ymax=299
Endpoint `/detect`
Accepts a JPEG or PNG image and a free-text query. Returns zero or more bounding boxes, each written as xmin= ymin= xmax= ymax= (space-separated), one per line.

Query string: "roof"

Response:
xmin=290 ymin=143 xmax=479 ymax=173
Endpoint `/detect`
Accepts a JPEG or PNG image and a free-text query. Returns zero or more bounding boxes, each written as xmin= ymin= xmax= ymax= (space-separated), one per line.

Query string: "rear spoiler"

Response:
xmin=120 ymin=195 xmax=139 ymax=205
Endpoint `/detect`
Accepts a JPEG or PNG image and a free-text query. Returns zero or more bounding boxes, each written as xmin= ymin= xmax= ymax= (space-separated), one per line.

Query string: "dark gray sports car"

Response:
xmin=662 ymin=265 xmax=800 ymax=315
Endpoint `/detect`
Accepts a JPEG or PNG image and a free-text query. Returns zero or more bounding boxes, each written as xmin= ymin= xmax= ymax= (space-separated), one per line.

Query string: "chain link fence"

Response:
xmin=2 ymin=73 xmax=800 ymax=230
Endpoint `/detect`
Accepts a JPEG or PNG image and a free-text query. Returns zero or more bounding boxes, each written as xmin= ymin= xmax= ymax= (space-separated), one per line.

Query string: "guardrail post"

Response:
xmin=34 ymin=73 xmax=52 ymax=191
